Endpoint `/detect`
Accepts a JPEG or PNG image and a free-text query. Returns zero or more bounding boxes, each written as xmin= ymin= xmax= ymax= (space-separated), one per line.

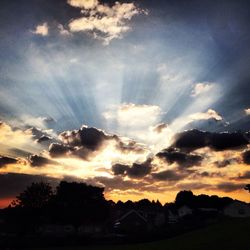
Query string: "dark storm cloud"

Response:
xmin=172 ymin=129 xmax=248 ymax=151
xmin=242 ymin=150 xmax=250 ymax=164
xmin=54 ymin=125 xmax=147 ymax=160
xmin=25 ymin=127 xmax=55 ymax=144
xmin=127 ymin=159 xmax=152 ymax=178
xmin=216 ymin=182 xmax=244 ymax=192
xmin=56 ymin=126 xmax=113 ymax=159
xmin=0 ymin=156 xmax=17 ymax=168
xmin=214 ymin=158 xmax=241 ymax=168
xmin=37 ymin=135 xmax=52 ymax=143
xmin=156 ymin=147 xmax=203 ymax=168
xmin=111 ymin=159 xmax=152 ymax=179
xmin=0 ymin=173 xmax=59 ymax=199
xmin=26 ymin=127 xmax=48 ymax=139
xmin=233 ymin=171 xmax=250 ymax=180
xmin=152 ymin=170 xmax=186 ymax=181
xmin=49 ymin=143 xmax=73 ymax=158
xmin=28 ymin=154 xmax=56 ymax=167
xmin=59 ymin=126 xmax=113 ymax=150
xmin=112 ymin=163 xmax=130 ymax=175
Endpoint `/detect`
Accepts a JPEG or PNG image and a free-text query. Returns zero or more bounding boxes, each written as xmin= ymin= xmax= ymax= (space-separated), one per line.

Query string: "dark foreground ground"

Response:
xmin=33 ymin=218 xmax=250 ymax=250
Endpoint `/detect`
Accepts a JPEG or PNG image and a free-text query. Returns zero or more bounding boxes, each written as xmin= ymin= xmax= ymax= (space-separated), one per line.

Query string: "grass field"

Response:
xmin=35 ymin=218 xmax=250 ymax=250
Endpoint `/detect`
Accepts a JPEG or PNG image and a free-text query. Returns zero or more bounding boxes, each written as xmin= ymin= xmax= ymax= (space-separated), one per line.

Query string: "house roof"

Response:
xmin=117 ymin=209 xmax=147 ymax=222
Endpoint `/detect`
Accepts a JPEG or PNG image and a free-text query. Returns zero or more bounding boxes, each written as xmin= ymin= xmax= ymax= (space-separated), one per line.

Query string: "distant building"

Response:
xmin=167 ymin=210 xmax=179 ymax=223
xmin=114 ymin=209 xmax=148 ymax=234
xmin=223 ymin=201 xmax=250 ymax=218
xmin=39 ymin=224 xmax=75 ymax=236
xmin=178 ymin=205 xmax=193 ymax=218
xmin=78 ymin=223 xmax=103 ymax=235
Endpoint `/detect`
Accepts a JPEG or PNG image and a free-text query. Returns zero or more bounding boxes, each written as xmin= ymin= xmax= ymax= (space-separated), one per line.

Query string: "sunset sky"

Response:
xmin=0 ymin=0 xmax=250 ymax=208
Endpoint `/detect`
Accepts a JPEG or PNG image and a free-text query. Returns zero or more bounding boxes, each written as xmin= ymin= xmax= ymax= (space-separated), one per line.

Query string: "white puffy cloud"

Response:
xmin=244 ymin=108 xmax=250 ymax=115
xmin=191 ymin=83 xmax=214 ymax=97
xmin=103 ymin=103 xmax=173 ymax=149
xmin=67 ymin=0 xmax=145 ymax=44
xmin=189 ymin=109 xmax=223 ymax=121
xmin=67 ymin=0 xmax=99 ymax=9
xmin=32 ymin=22 xmax=49 ymax=36
xmin=103 ymin=103 xmax=162 ymax=129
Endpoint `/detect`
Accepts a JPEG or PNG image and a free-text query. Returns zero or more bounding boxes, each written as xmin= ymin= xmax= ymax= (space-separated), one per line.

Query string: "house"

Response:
xmin=153 ymin=212 xmax=166 ymax=227
xmin=167 ymin=210 xmax=179 ymax=223
xmin=39 ymin=224 xmax=75 ymax=236
xmin=223 ymin=201 xmax=250 ymax=218
xmin=178 ymin=205 xmax=193 ymax=218
xmin=78 ymin=223 xmax=103 ymax=235
xmin=113 ymin=209 xmax=148 ymax=234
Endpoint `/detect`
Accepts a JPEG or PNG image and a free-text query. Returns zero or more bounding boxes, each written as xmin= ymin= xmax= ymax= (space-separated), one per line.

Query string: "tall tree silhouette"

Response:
xmin=12 ymin=182 xmax=53 ymax=209
xmin=175 ymin=190 xmax=194 ymax=207
xmin=50 ymin=181 xmax=109 ymax=225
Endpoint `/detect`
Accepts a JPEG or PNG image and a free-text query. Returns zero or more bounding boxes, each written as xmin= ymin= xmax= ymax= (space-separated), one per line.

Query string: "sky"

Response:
xmin=0 ymin=0 xmax=250 ymax=208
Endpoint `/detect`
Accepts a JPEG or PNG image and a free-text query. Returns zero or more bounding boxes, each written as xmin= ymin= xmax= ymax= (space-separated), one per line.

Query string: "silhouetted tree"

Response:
xmin=12 ymin=182 xmax=53 ymax=209
xmin=175 ymin=190 xmax=194 ymax=207
xmin=245 ymin=184 xmax=250 ymax=193
xmin=50 ymin=181 xmax=109 ymax=225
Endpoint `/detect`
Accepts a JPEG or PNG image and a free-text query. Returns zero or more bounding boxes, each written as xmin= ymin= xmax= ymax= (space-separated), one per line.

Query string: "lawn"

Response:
xmin=35 ymin=218 xmax=250 ymax=250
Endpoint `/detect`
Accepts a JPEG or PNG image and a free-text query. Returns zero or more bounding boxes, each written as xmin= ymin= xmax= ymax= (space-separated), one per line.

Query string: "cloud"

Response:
xmin=216 ymin=182 xmax=244 ymax=192
xmin=49 ymin=143 xmax=73 ymax=158
xmin=67 ymin=0 xmax=98 ymax=9
xmin=189 ymin=109 xmax=222 ymax=122
xmin=0 ymin=156 xmax=17 ymax=168
xmin=215 ymin=158 xmax=241 ymax=168
xmin=28 ymin=154 xmax=56 ymax=167
xmin=59 ymin=125 xmax=113 ymax=150
xmin=172 ymin=129 xmax=248 ymax=151
xmin=245 ymin=108 xmax=250 ymax=115
xmin=191 ymin=83 xmax=214 ymax=97
xmin=233 ymin=171 xmax=250 ymax=180
xmin=67 ymin=0 xmax=145 ymax=44
xmin=36 ymin=135 xmax=52 ymax=144
xmin=156 ymin=148 xmax=203 ymax=168
xmin=104 ymin=103 xmax=162 ymax=128
xmin=58 ymin=24 xmax=71 ymax=36
xmin=104 ymin=104 xmax=174 ymax=149
xmin=112 ymin=163 xmax=130 ymax=175
xmin=0 ymin=121 xmax=39 ymax=156
xmin=116 ymin=139 xmax=146 ymax=154
xmin=112 ymin=158 xmax=152 ymax=179
xmin=32 ymin=22 xmax=49 ymax=36
xmin=152 ymin=169 xmax=186 ymax=181
xmin=242 ymin=150 xmax=250 ymax=164
xmin=127 ymin=159 xmax=152 ymax=178
xmin=152 ymin=123 xmax=168 ymax=133
xmin=25 ymin=127 xmax=55 ymax=144
xmin=103 ymin=103 xmax=165 ymax=144
xmin=90 ymin=176 xmax=148 ymax=192
xmin=21 ymin=116 xmax=55 ymax=129
xmin=176 ymin=182 xmax=212 ymax=190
